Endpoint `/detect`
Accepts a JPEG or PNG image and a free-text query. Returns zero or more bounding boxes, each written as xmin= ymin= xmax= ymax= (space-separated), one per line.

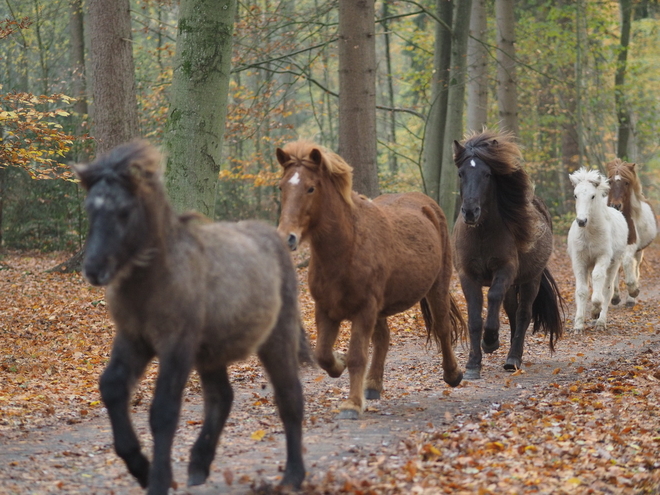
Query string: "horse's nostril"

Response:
xmin=577 ymin=218 xmax=587 ymax=227
xmin=287 ymin=233 xmax=298 ymax=251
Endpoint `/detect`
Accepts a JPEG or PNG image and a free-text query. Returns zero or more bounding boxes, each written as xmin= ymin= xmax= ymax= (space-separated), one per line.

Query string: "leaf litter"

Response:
xmin=0 ymin=238 xmax=659 ymax=493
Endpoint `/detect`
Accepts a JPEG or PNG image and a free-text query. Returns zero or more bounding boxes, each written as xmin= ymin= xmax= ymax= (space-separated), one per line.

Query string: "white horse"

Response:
xmin=567 ymin=168 xmax=628 ymax=332
xmin=606 ymin=159 xmax=658 ymax=306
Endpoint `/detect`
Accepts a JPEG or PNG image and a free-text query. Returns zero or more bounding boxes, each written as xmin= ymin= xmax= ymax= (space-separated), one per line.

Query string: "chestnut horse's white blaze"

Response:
xmin=606 ymin=159 xmax=658 ymax=306
xmin=567 ymin=168 xmax=628 ymax=332
xmin=276 ymin=140 xmax=465 ymax=420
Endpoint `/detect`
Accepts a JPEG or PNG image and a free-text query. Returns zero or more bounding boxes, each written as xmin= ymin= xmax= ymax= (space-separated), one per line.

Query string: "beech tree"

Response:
xmin=337 ymin=0 xmax=379 ymax=198
xmin=496 ymin=0 xmax=518 ymax=135
xmin=164 ymin=0 xmax=238 ymax=216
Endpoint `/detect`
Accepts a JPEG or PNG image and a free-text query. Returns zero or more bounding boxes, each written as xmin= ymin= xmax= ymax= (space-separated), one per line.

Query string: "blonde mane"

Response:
xmin=281 ymin=140 xmax=354 ymax=207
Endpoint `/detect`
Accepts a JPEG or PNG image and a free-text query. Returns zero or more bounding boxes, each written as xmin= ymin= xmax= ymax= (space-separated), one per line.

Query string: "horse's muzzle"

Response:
xmin=461 ymin=206 xmax=481 ymax=225
xmin=609 ymin=203 xmax=622 ymax=211
xmin=576 ymin=218 xmax=588 ymax=228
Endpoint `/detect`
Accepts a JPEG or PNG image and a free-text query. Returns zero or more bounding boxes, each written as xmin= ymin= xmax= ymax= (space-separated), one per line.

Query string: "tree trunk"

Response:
xmin=88 ymin=0 xmax=140 ymax=154
xmin=53 ymin=0 xmax=140 ymax=274
xmin=616 ymin=0 xmax=633 ymax=160
xmin=496 ymin=0 xmax=518 ymax=135
xmin=439 ymin=0 xmax=472 ymax=227
xmin=69 ymin=0 xmax=88 ymax=160
xmin=422 ymin=0 xmax=453 ymax=203
xmin=466 ymin=0 xmax=488 ymax=133
xmin=381 ymin=1 xmax=398 ymax=175
xmin=338 ymin=0 xmax=379 ymax=198
xmin=164 ymin=0 xmax=238 ymax=217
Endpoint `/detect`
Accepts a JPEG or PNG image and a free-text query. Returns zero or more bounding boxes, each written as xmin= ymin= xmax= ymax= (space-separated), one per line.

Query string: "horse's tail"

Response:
xmin=297 ymin=323 xmax=316 ymax=367
xmin=532 ymin=268 xmax=566 ymax=352
xmin=421 ymin=294 xmax=466 ymax=347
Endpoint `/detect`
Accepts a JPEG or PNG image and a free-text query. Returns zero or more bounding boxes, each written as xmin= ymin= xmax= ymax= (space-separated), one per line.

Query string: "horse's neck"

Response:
xmin=309 ymin=192 xmax=356 ymax=266
xmin=628 ymin=190 xmax=644 ymax=220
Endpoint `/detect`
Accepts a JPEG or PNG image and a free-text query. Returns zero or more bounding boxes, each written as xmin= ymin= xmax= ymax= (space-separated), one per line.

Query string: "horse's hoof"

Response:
xmin=280 ymin=466 xmax=305 ymax=489
xmin=503 ymin=358 xmax=521 ymax=371
xmin=338 ymin=408 xmax=360 ymax=420
xmin=464 ymin=368 xmax=481 ymax=380
xmin=187 ymin=470 xmax=207 ymax=487
xmin=365 ymin=388 xmax=381 ymax=400
xmin=595 ymin=321 xmax=607 ymax=330
xmin=444 ymin=370 xmax=463 ymax=387
xmin=611 ymin=295 xmax=621 ymax=306
xmin=629 ymin=287 xmax=640 ymax=298
xmin=625 ymin=299 xmax=636 ymax=308
xmin=482 ymin=338 xmax=500 ymax=354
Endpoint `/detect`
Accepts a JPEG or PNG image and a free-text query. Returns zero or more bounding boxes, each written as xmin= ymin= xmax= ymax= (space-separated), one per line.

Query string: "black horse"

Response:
xmin=452 ymin=130 xmax=564 ymax=380
xmin=75 ymin=141 xmax=310 ymax=495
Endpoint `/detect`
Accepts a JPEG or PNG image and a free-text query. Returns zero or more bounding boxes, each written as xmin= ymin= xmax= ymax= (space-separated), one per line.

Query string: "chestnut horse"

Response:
xmin=276 ymin=140 xmax=465 ymax=419
xmin=453 ymin=130 xmax=564 ymax=380
xmin=606 ymin=159 xmax=658 ymax=306
xmin=76 ymin=141 xmax=309 ymax=494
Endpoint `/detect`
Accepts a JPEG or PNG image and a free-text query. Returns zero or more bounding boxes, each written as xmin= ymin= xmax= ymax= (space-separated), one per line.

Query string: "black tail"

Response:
xmin=297 ymin=323 xmax=316 ymax=367
xmin=532 ymin=268 xmax=565 ymax=352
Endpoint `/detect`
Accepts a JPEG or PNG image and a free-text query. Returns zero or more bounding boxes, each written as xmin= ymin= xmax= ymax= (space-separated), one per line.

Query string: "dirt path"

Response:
xmin=1 ymin=243 xmax=660 ymax=494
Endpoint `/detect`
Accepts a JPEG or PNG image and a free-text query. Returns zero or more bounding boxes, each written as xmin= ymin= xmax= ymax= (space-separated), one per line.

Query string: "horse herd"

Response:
xmin=74 ymin=130 xmax=657 ymax=494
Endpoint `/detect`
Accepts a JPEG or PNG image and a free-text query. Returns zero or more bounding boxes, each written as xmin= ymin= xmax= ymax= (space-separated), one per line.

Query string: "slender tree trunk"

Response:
xmin=439 ymin=0 xmax=472 ymax=227
xmin=69 ymin=0 xmax=88 ymax=160
xmin=88 ymin=0 xmax=139 ymax=154
xmin=164 ymin=0 xmax=237 ymax=217
xmin=496 ymin=0 xmax=518 ymax=135
xmin=381 ymin=1 xmax=398 ymax=175
xmin=422 ymin=0 xmax=453 ymax=203
xmin=466 ymin=0 xmax=488 ymax=133
xmin=338 ymin=0 xmax=379 ymax=198
xmin=616 ymin=0 xmax=633 ymax=159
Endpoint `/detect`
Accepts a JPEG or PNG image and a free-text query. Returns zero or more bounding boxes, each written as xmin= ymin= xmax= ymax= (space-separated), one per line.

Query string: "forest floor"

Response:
xmin=1 ymin=236 xmax=660 ymax=494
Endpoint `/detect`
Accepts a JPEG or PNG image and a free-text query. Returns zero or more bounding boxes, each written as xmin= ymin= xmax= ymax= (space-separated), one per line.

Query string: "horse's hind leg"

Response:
xmin=626 ymin=249 xmax=643 ymax=305
xmin=100 ymin=334 xmax=154 ymax=489
xmin=188 ymin=366 xmax=233 ymax=487
xmin=258 ymin=337 xmax=305 ymax=488
xmin=424 ymin=289 xmax=463 ymax=387
xmin=611 ymin=271 xmax=621 ymax=306
xmin=365 ymin=317 xmax=390 ymax=400
xmin=504 ymin=281 xmax=538 ymax=371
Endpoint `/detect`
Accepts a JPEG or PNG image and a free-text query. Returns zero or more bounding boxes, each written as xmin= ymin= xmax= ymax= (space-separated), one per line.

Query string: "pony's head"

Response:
xmin=606 ymin=158 xmax=642 ymax=212
xmin=453 ymin=130 xmax=537 ymax=249
xmin=74 ymin=140 xmax=165 ymax=285
xmin=569 ymin=167 xmax=610 ymax=228
xmin=276 ymin=140 xmax=353 ymax=251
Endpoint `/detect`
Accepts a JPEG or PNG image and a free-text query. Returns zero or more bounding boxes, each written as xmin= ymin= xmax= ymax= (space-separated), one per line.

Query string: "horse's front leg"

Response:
xmin=314 ymin=308 xmax=345 ymax=378
xmin=339 ymin=306 xmax=378 ymax=419
xmin=590 ymin=255 xmax=612 ymax=325
xmin=99 ymin=334 xmax=154 ymax=488
xmin=624 ymin=246 xmax=642 ymax=303
xmin=504 ymin=280 xmax=539 ymax=371
xmin=572 ymin=262 xmax=590 ymax=333
xmin=483 ymin=266 xmax=515 ymax=353
xmin=148 ymin=346 xmax=194 ymax=495
xmin=595 ymin=259 xmax=622 ymax=330
xmin=365 ymin=317 xmax=390 ymax=400
xmin=459 ymin=274 xmax=484 ymax=380
xmin=611 ymin=270 xmax=621 ymax=306
xmin=188 ymin=366 xmax=233 ymax=487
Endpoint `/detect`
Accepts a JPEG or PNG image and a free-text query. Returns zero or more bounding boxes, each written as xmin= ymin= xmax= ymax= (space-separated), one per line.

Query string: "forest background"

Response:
xmin=0 ymin=0 xmax=659 ymax=254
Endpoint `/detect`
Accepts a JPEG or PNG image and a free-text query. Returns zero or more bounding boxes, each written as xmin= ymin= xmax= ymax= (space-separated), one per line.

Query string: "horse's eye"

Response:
xmin=574 ymin=195 xmax=577 ymax=199
xmin=307 ymin=186 xmax=315 ymax=194
xmin=591 ymin=195 xmax=595 ymax=199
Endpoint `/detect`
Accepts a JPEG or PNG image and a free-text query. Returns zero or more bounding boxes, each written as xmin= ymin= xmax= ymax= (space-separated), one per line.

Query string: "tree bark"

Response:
xmin=496 ymin=0 xmax=518 ymax=135
xmin=53 ymin=0 xmax=140 ymax=274
xmin=381 ymin=1 xmax=398 ymax=175
xmin=439 ymin=0 xmax=472 ymax=227
xmin=164 ymin=0 xmax=237 ymax=217
xmin=616 ymin=0 xmax=633 ymax=160
xmin=466 ymin=0 xmax=488 ymax=133
xmin=69 ymin=0 xmax=89 ymax=161
xmin=422 ymin=0 xmax=453 ymax=204
xmin=88 ymin=0 xmax=140 ymax=154
xmin=338 ymin=0 xmax=379 ymax=198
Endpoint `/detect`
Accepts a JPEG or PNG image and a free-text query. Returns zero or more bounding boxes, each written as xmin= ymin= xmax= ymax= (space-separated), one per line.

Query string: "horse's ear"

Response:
xmin=275 ymin=148 xmax=290 ymax=168
xmin=72 ymin=163 xmax=92 ymax=190
xmin=569 ymin=171 xmax=579 ymax=187
xmin=452 ymin=141 xmax=465 ymax=165
xmin=490 ymin=139 xmax=499 ymax=147
xmin=309 ymin=148 xmax=324 ymax=168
